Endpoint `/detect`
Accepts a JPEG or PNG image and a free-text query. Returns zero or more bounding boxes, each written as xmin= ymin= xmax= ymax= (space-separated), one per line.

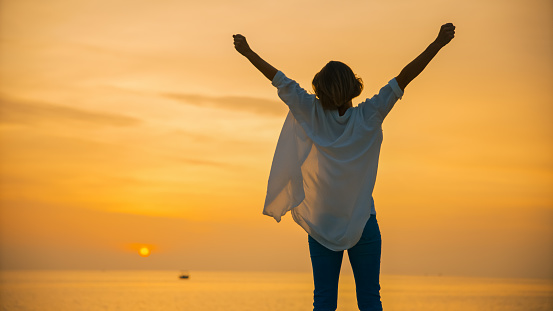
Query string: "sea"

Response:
xmin=1 ymin=270 xmax=552 ymax=311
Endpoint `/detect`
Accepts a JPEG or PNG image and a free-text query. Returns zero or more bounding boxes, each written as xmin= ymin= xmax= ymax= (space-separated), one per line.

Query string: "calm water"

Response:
xmin=1 ymin=270 xmax=552 ymax=311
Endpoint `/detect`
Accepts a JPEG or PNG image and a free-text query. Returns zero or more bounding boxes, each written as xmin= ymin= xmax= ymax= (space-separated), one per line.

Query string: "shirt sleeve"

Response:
xmin=359 ymin=78 xmax=404 ymax=122
xmin=272 ymin=71 xmax=316 ymax=124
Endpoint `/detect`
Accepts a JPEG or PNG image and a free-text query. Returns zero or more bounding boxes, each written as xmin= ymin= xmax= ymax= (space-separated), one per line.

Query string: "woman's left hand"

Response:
xmin=434 ymin=23 xmax=456 ymax=47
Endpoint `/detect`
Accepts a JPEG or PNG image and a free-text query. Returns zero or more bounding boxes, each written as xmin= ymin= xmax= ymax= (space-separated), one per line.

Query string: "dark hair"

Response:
xmin=312 ymin=61 xmax=363 ymax=110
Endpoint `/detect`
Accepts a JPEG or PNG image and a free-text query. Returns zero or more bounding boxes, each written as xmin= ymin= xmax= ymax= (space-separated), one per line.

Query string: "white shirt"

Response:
xmin=263 ymin=71 xmax=404 ymax=251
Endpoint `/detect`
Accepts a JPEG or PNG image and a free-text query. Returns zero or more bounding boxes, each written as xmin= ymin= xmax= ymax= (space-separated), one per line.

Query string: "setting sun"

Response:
xmin=139 ymin=247 xmax=151 ymax=257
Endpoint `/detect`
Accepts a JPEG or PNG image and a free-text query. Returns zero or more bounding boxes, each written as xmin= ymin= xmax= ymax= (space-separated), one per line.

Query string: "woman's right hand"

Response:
xmin=233 ymin=34 xmax=254 ymax=57
xmin=233 ymin=34 xmax=277 ymax=81
xmin=434 ymin=23 xmax=456 ymax=47
xmin=232 ymin=34 xmax=253 ymax=56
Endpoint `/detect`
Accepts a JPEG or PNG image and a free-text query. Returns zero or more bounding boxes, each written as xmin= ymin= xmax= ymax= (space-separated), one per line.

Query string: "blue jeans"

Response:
xmin=308 ymin=215 xmax=382 ymax=311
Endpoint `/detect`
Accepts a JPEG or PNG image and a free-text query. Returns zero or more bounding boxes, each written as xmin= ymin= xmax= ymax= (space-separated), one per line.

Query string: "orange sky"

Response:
xmin=1 ymin=0 xmax=552 ymax=279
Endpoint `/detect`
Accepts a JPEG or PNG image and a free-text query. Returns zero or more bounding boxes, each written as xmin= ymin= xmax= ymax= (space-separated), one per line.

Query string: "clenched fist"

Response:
xmin=233 ymin=34 xmax=254 ymax=57
xmin=435 ymin=23 xmax=456 ymax=47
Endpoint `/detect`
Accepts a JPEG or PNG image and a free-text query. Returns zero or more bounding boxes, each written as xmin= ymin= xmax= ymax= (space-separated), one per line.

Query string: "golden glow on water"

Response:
xmin=0 ymin=271 xmax=552 ymax=311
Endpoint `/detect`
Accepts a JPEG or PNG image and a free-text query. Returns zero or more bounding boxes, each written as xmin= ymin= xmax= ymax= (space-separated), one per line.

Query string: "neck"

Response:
xmin=338 ymin=100 xmax=353 ymax=116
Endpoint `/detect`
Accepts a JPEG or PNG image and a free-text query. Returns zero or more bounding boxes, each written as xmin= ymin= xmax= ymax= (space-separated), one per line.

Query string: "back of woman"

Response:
xmin=266 ymin=64 xmax=403 ymax=251
xmin=233 ymin=23 xmax=456 ymax=311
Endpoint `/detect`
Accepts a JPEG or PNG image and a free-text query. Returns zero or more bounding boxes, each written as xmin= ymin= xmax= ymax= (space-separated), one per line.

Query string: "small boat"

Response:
xmin=178 ymin=271 xmax=190 ymax=279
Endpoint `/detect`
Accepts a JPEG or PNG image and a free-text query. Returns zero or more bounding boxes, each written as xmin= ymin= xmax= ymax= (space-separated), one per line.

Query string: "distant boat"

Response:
xmin=178 ymin=271 xmax=190 ymax=279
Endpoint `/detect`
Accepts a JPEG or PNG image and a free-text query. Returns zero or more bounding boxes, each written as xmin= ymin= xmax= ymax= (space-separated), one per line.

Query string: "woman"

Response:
xmin=233 ymin=23 xmax=455 ymax=311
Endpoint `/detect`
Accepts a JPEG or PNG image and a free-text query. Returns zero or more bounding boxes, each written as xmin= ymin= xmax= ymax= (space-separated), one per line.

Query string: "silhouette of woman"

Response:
xmin=233 ymin=23 xmax=455 ymax=311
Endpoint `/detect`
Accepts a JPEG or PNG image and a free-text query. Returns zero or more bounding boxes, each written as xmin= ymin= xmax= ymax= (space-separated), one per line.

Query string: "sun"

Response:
xmin=139 ymin=247 xmax=151 ymax=257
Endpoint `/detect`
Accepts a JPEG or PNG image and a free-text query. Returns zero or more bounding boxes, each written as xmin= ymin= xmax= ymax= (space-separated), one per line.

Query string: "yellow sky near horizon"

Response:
xmin=1 ymin=0 xmax=552 ymax=278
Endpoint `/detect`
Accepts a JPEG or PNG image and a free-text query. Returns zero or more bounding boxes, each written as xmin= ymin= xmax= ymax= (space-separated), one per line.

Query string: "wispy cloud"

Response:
xmin=163 ymin=93 xmax=288 ymax=116
xmin=0 ymin=95 xmax=142 ymax=127
xmin=175 ymin=156 xmax=238 ymax=169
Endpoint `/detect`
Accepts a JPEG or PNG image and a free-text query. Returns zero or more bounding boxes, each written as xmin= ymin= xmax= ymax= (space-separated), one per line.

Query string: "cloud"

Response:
xmin=175 ymin=157 xmax=238 ymax=169
xmin=163 ymin=93 xmax=288 ymax=116
xmin=0 ymin=95 xmax=142 ymax=127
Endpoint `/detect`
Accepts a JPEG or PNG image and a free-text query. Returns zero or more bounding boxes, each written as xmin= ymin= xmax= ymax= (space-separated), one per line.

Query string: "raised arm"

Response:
xmin=233 ymin=34 xmax=278 ymax=81
xmin=395 ymin=23 xmax=456 ymax=91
